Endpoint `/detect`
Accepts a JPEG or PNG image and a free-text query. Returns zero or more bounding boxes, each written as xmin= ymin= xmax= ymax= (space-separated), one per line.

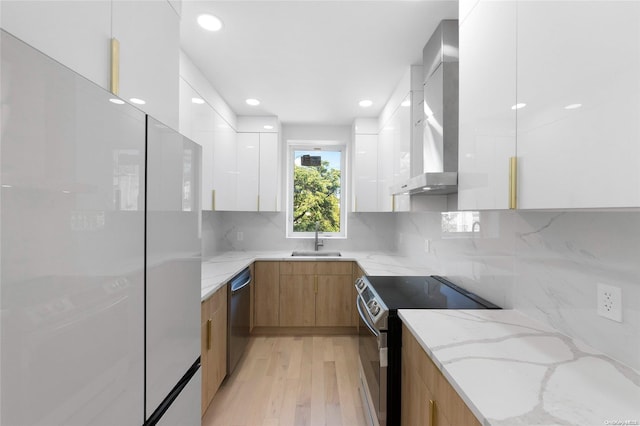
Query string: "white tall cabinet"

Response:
xmin=459 ymin=0 xmax=640 ymax=210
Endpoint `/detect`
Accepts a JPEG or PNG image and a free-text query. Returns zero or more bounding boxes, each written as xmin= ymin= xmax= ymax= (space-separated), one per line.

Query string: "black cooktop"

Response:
xmin=365 ymin=275 xmax=500 ymax=311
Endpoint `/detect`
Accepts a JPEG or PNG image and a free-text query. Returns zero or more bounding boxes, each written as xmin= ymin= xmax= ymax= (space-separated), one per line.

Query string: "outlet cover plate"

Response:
xmin=597 ymin=283 xmax=622 ymax=322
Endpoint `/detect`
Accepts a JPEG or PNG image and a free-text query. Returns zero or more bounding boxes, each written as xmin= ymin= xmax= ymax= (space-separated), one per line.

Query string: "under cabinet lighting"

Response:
xmin=246 ymin=98 xmax=260 ymax=106
xmin=263 ymin=125 xmax=274 ymax=130
xmin=197 ymin=14 xmax=223 ymax=32
xmin=130 ymin=98 xmax=146 ymax=105
xmin=109 ymin=98 xmax=125 ymax=105
xmin=192 ymin=98 xmax=205 ymax=104
xmin=359 ymin=100 xmax=373 ymax=108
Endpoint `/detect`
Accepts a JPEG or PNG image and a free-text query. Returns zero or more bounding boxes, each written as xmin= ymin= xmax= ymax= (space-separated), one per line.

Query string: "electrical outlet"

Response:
xmin=597 ymin=283 xmax=622 ymax=322
xmin=237 ymin=231 xmax=243 ymax=241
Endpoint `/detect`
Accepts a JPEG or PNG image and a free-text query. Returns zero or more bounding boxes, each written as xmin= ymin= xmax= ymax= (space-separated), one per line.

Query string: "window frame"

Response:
xmin=286 ymin=140 xmax=347 ymax=239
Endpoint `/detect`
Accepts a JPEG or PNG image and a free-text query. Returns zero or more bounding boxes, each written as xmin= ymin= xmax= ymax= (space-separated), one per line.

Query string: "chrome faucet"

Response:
xmin=314 ymin=222 xmax=324 ymax=252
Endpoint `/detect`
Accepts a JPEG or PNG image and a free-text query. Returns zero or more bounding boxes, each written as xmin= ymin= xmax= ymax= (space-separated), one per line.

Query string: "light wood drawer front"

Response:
xmin=280 ymin=261 xmax=316 ymax=275
xmin=316 ymin=261 xmax=352 ymax=275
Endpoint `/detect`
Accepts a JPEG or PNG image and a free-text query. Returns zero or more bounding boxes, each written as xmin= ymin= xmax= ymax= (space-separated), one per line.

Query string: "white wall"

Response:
xmin=396 ymin=209 xmax=640 ymax=371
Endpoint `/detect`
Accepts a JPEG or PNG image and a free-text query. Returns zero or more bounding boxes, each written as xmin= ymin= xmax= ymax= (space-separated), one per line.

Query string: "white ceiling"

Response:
xmin=180 ymin=0 xmax=458 ymax=126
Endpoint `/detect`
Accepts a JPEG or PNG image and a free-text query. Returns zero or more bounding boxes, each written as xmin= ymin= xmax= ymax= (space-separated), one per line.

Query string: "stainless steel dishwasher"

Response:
xmin=227 ymin=267 xmax=251 ymax=375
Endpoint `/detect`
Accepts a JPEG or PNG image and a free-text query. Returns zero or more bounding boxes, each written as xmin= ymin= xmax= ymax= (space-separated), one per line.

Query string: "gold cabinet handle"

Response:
xmin=314 ymin=275 xmax=318 ymax=294
xmin=257 ymin=195 xmax=260 ymax=211
xmin=429 ymin=399 xmax=436 ymax=426
xmin=206 ymin=319 xmax=212 ymax=350
xmin=509 ymin=156 xmax=518 ymax=209
xmin=212 ymin=190 xmax=216 ymax=211
xmin=110 ymin=38 xmax=120 ymax=95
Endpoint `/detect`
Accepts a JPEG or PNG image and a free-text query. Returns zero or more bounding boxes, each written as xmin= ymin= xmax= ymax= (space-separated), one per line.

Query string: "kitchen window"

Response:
xmin=286 ymin=141 xmax=346 ymax=238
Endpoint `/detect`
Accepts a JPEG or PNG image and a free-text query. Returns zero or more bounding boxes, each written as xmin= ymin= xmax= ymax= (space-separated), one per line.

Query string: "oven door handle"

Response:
xmin=357 ymin=294 xmax=380 ymax=337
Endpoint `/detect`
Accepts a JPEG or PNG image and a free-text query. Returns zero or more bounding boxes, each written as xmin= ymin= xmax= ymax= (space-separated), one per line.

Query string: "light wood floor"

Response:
xmin=202 ymin=335 xmax=368 ymax=426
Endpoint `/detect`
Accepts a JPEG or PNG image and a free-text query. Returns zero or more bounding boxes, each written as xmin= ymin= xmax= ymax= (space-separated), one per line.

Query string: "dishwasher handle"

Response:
xmin=230 ymin=268 xmax=252 ymax=294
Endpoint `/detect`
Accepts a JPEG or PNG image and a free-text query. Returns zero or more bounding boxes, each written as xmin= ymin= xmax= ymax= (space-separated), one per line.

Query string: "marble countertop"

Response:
xmin=399 ymin=309 xmax=640 ymax=426
xmin=201 ymin=250 xmax=435 ymax=300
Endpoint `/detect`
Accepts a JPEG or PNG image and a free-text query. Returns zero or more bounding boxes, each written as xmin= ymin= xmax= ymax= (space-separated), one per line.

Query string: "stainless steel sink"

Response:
xmin=291 ymin=251 xmax=341 ymax=257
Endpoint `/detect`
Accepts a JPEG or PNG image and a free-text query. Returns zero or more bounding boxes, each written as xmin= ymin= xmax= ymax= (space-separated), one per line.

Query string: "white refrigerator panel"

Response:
xmin=145 ymin=117 xmax=201 ymax=418
xmin=0 ymin=31 xmax=146 ymax=426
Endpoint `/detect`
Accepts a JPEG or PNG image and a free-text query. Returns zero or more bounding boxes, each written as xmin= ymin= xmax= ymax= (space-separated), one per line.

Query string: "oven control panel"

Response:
xmin=354 ymin=276 xmax=389 ymax=330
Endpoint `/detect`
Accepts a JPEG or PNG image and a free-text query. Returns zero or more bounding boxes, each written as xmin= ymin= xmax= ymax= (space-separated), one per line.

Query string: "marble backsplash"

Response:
xmin=396 ymin=210 xmax=640 ymax=371
xmin=201 ymin=211 xmax=398 ymax=257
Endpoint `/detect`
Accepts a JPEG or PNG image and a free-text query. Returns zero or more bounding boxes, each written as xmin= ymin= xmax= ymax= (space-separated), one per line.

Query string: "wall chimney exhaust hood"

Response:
xmin=392 ymin=19 xmax=459 ymax=196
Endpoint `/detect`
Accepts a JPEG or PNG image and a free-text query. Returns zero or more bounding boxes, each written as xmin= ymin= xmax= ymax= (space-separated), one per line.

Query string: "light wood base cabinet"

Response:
xmin=279 ymin=261 xmax=354 ymax=328
xmin=254 ymin=261 xmax=280 ymax=327
xmin=201 ymin=285 xmax=227 ymax=416
xmin=402 ymin=324 xmax=480 ymax=426
xmin=253 ymin=261 xmax=357 ymax=330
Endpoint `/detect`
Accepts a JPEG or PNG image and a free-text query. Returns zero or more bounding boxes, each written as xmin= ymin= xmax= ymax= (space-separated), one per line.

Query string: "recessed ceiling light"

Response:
xmin=246 ymin=98 xmax=260 ymax=106
xmin=130 ymin=98 xmax=146 ymax=105
xmin=422 ymin=187 xmax=431 ymax=191
xmin=2 ymin=184 xmax=12 ymax=188
xmin=62 ymin=190 xmax=71 ymax=194
xmin=564 ymin=103 xmax=582 ymax=110
xmin=359 ymin=100 xmax=373 ymax=108
xmin=511 ymin=103 xmax=526 ymax=110
xmin=401 ymin=99 xmax=411 ymax=107
xmin=192 ymin=98 xmax=205 ymax=104
xmin=109 ymin=98 xmax=125 ymax=105
xmin=197 ymin=14 xmax=223 ymax=32
xmin=263 ymin=125 xmax=274 ymax=130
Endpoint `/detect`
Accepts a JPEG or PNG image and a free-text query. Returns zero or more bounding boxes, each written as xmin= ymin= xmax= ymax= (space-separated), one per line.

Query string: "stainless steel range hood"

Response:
xmin=392 ymin=20 xmax=459 ymax=196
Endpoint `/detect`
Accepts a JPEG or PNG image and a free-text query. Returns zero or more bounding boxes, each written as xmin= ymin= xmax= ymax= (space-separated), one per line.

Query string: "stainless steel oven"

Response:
xmin=357 ymin=292 xmax=386 ymax=426
xmin=355 ymin=275 xmax=500 ymax=426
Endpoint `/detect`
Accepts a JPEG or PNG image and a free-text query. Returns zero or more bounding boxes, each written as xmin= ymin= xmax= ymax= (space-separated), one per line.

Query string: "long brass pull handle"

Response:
xmin=509 ymin=156 xmax=517 ymax=209
xmin=257 ymin=195 xmax=260 ymax=211
xmin=314 ymin=276 xmax=318 ymax=294
xmin=110 ymin=38 xmax=120 ymax=95
xmin=206 ymin=319 xmax=212 ymax=350
xmin=212 ymin=190 xmax=216 ymax=211
xmin=429 ymin=399 xmax=436 ymax=426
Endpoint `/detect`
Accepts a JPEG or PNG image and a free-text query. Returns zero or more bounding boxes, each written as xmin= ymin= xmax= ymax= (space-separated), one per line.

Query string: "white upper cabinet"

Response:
xmin=258 ymin=132 xmax=280 ymax=212
xmin=391 ymin=94 xmax=412 ymax=212
xmin=353 ymin=119 xmax=379 ymax=212
xmin=112 ymin=1 xmax=180 ymax=129
xmin=179 ymin=78 xmax=217 ymax=210
xmin=236 ymin=133 xmax=260 ymax=211
xmin=212 ymin=122 xmax=238 ymax=211
xmin=459 ymin=0 xmax=640 ymax=210
xmin=458 ymin=0 xmax=516 ymax=211
xmin=0 ymin=1 xmax=112 ymax=88
xmin=1 ymin=1 xmax=180 ymax=129
xmin=516 ymin=1 xmax=640 ymax=209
